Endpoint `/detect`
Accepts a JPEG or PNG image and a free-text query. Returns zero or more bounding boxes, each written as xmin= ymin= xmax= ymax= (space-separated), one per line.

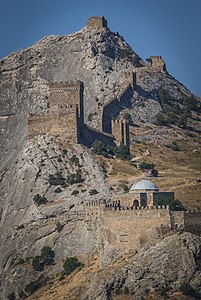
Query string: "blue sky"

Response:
xmin=1 ymin=0 xmax=201 ymax=97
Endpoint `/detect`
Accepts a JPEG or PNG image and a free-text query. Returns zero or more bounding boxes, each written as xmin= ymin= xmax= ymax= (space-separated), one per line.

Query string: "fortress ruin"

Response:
xmin=28 ymin=74 xmax=135 ymax=149
xmin=25 ymin=15 xmax=201 ymax=259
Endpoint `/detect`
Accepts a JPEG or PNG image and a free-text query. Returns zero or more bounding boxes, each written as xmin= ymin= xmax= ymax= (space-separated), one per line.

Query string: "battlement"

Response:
xmin=84 ymin=200 xmax=169 ymax=212
xmin=49 ymin=81 xmax=84 ymax=93
xmin=87 ymin=16 xmax=107 ymax=29
xmin=112 ymin=118 xmax=129 ymax=148
xmin=112 ymin=119 xmax=128 ymax=125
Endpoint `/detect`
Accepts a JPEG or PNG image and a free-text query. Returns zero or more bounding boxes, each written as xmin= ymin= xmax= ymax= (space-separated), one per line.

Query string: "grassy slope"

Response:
xmin=98 ymin=124 xmax=201 ymax=209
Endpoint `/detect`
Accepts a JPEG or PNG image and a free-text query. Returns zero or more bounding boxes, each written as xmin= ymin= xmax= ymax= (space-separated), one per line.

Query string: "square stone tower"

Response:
xmin=111 ymin=119 xmax=129 ymax=148
xmin=28 ymin=81 xmax=84 ymax=143
xmin=87 ymin=16 xmax=107 ymax=29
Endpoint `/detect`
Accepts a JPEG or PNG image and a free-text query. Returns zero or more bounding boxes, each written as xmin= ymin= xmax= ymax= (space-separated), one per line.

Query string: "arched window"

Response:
xmin=133 ymin=199 xmax=139 ymax=209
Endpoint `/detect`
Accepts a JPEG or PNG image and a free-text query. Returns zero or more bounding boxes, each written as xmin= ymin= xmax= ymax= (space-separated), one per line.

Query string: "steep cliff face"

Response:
xmin=0 ymin=17 xmax=201 ymax=299
xmin=26 ymin=232 xmax=201 ymax=300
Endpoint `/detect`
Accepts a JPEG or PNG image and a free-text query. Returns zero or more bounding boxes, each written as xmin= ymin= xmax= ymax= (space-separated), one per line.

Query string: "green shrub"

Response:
xmin=41 ymin=246 xmax=55 ymax=266
xmin=71 ymin=190 xmax=79 ymax=195
xmin=63 ymin=257 xmax=83 ymax=276
xmin=159 ymin=283 xmax=170 ymax=299
xmin=67 ymin=169 xmax=83 ymax=185
xmin=32 ymin=255 xmax=44 ymax=271
xmin=33 ymin=194 xmax=48 ymax=206
xmin=88 ymin=112 xmax=94 ymax=121
xmin=120 ymin=184 xmax=129 ymax=193
xmin=165 ymin=141 xmax=180 ymax=151
xmin=70 ymin=155 xmax=80 ymax=166
xmin=116 ymin=144 xmax=130 ymax=160
xmin=48 ymin=172 xmax=66 ymax=186
xmin=54 ymin=187 xmax=62 ymax=193
xmin=18 ymin=290 xmax=26 ymax=299
xmin=32 ymin=246 xmax=55 ymax=271
xmin=7 ymin=292 xmax=15 ymax=300
xmin=92 ymin=140 xmax=108 ymax=156
xmin=123 ymin=286 xmax=129 ymax=294
xmin=62 ymin=149 xmax=68 ymax=156
xmin=123 ymin=113 xmax=132 ymax=123
xmin=92 ymin=140 xmax=130 ymax=160
xmin=14 ymin=258 xmax=25 ymax=267
xmin=179 ymin=282 xmax=201 ymax=299
xmin=16 ymin=224 xmax=25 ymax=230
xmin=89 ymin=189 xmax=99 ymax=195
xmin=25 ymin=275 xmax=48 ymax=295
xmin=139 ymin=162 xmax=155 ymax=170
xmin=56 ymin=221 xmax=63 ymax=232
xmin=155 ymin=198 xmax=186 ymax=211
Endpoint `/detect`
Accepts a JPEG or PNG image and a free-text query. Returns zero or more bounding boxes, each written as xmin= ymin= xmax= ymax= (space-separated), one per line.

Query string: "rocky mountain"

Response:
xmin=0 ymin=16 xmax=201 ymax=300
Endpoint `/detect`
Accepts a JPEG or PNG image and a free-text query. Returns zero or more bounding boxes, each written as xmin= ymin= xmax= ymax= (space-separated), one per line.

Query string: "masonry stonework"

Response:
xmin=112 ymin=119 xmax=129 ymax=147
xmin=83 ymin=201 xmax=201 ymax=252
xmin=149 ymin=56 xmax=167 ymax=72
xmin=87 ymin=16 xmax=108 ymax=29
xmin=28 ymin=74 xmax=135 ymax=150
xmin=28 ymin=81 xmax=84 ymax=143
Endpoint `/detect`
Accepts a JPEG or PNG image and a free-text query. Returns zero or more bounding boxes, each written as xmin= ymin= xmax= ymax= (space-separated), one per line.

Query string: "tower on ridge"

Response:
xmin=87 ymin=16 xmax=108 ymax=29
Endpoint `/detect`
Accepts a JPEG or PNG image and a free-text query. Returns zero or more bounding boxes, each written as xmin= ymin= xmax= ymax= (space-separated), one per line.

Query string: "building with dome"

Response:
xmin=117 ymin=179 xmax=174 ymax=208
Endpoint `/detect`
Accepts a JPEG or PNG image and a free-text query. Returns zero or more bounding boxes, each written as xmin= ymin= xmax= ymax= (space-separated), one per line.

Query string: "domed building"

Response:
xmin=129 ymin=179 xmax=174 ymax=208
xmin=115 ymin=179 xmax=175 ymax=208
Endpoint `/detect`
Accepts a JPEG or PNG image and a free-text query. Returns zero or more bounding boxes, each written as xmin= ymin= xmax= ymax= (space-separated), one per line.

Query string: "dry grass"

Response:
xmin=99 ymin=125 xmax=201 ymax=209
xmin=27 ymin=257 xmax=99 ymax=300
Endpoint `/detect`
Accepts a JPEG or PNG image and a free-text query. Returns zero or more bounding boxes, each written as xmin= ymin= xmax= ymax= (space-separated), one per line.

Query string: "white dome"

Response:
xmin=130 ymin=180 xmax=159 ymax=191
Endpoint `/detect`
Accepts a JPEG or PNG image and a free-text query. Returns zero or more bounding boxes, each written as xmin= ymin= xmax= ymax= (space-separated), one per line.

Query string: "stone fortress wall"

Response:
xmin=28 ymin=81 xmax=84 ymax=143
xmin=43 ymin=202 xmax=201 ymax=253
xmin=83 ymin=201 xmax=201 ymax=249
xmin=27 ymin=16 xmax=168 ymax=147
xmin=27 ymin=73 xmax=135 ymax=148
xmin=25 ymin=15 xmax=200 ymax=256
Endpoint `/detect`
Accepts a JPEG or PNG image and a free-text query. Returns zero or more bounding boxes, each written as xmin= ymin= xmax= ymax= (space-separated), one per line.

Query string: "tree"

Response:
xmin=92 ymin=140 xmax=107 ymax=156
xmin=41 ymin=246 xmax=55 ymax=265
xmin=33 ymin=194 xmax=48 ymax=206
xmin=155 ymin=198 xmax=186 ymax=211
xmin=56 ymin=221 xmax=63 ymax=232
xmin=48 ymin=172 xmax=66 ymax=186
xmin=63 ymin=257 xmax=83 ymax=276
xmin=32 ymin=246 xmax=55 ymax=271
xmin=32 ymin=255 xmax=44 ymax=271
xmin=116 ymin=144 xmax=130 ymax=160
xmin=139 ymin=162 xmax=155 ymax=171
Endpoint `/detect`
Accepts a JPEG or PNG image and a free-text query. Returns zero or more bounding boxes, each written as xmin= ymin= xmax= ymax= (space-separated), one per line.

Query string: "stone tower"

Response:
xmin=148 ymin=56 xmax=167 ymax=72
xmin=111 ymin=119 xmax=129 ymax=148
xmin=28 ymin=81 xmax=84 ymax=143
xmin=87 ymin=16 xmax=108 ymax=29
